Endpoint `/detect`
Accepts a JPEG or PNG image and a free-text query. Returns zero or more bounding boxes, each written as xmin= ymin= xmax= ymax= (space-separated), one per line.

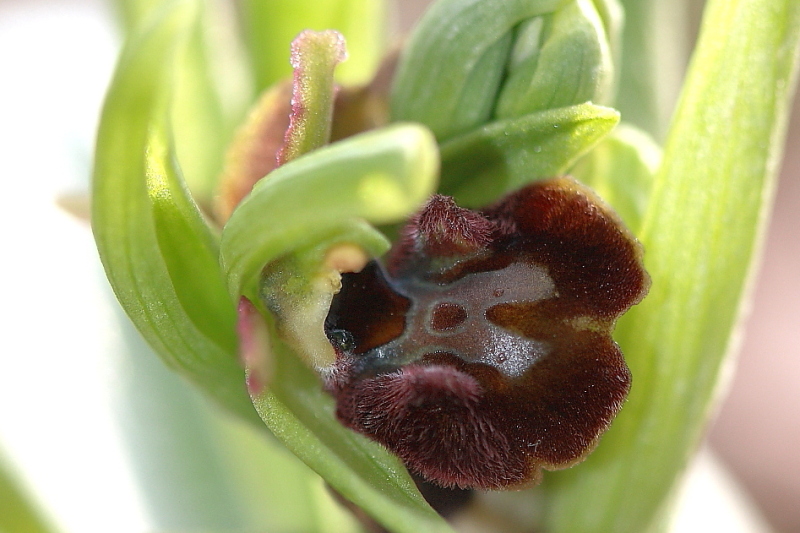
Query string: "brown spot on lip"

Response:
xmin=430 ymin=302 xmax=468 ymax=331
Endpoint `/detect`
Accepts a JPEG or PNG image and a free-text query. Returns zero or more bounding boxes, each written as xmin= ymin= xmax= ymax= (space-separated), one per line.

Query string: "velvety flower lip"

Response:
xmin=324 ymin=176 xmax=650 ymax=490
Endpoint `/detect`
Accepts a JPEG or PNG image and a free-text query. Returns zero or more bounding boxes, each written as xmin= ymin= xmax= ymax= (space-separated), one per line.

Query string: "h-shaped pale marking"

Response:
xmin=369 ymin=261 xmax=558 ymax=378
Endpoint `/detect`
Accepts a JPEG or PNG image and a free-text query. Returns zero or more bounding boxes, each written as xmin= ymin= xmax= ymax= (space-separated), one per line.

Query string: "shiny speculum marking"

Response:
xmin=364 ymin=261 xmax=557 ymax=378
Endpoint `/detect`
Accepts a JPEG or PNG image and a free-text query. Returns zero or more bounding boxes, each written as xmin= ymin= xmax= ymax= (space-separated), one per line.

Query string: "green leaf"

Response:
xmin=92 ymin=0 xmax=258 ymax=424
xmin=544 ymin=0 xmax=800 ymax=531
xmin=590 ymin=0 xmax=623 ymax=94
xmin=167 ymin=11 xmax=231 ymax=207
xmin=237 ymin=0 xmax=387 ymax=91
xmin=570 ymin=123 xmax=660 ymax=232
xmin=438 ymin=103 xmax=619 ymax=206
xmin=220 ymin=123 xmax=440 ymax=303
xmin=111 ymin=0 xmax=164 ymax=32
xmin=390 ymin=0 xmax=569 ymax=141
xmin=0 ymin=451 xmax=55 ymax=533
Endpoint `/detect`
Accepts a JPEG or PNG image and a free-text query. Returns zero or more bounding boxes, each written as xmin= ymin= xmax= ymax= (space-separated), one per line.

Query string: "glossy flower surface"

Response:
xmin=324 ymin=176 xmax=649 ymax=490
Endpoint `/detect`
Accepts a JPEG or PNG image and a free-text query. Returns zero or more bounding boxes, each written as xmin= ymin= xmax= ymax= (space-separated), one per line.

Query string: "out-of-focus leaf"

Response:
xmin=495 ymin=0 xmax=613 ymax=118
xmin=92 ymin=0 xmax=258 ymax=424
xmin=591 ymin=0 xmax=623 ymax=96
xmin=438 ymin=103 xmax=619 ymax=206
xmin=571 ymin=123 xmax=660 ymax=232
xmin=237 ymin=0 xmax=386 ymax=91
xmin=544 ymin=0 xmax=800 ymax=531
xmin=390 ymin=0 xmax=568 ymax=141
xmin=0 ymin=451 xmax=55 ymax=533
xmin=112 ymin=0 xmax=163 ymax=31
xmin=615 ymin=0 xmax=694 ymax=140
xmin=114 ymin=317 xmax=358 ymax=532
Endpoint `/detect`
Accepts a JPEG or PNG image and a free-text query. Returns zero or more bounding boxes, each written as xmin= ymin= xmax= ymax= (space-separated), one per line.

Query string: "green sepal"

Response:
xmin=92 ymin=0 xmax=258 ymax=424
xmin=495 ymin=0 xmax=613 ymax=118
xmin=220 ymin=123 xmax=440 ymax=304
xmin=439 ymin=103 xmax=619 ymax=206
xmin=390 ymin=0 xmax=569 ymax=141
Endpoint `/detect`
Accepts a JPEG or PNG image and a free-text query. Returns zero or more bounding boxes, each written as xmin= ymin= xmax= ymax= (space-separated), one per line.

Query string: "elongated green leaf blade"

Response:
xmin=112 ymin=0 xmax=244 ymax=205
xmin=114 ymin=319 xmax=358 ymax=532
xmin=615 ymin=0 xmax=694 ymax=140
xmin=112 ymin=0 xmax=164 ymax=32
xmin=92 ymin=0 xmax=258 ymax=424
xmin=438 ymin=103 xmax=619 ymax=206
xmin=544 ymin=0 xmax=800 ymax=531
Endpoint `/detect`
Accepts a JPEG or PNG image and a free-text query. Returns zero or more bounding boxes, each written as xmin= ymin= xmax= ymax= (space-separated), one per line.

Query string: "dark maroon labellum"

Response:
xmin=324 ymin=176 xmax=650 ymax=490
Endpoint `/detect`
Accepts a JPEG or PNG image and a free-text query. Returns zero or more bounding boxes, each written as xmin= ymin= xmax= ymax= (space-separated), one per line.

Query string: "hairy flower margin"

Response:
xmin=91 ymin=0 xmax=800 ymax=532
xmin=325 ymin=176 xmax=649 ymax=490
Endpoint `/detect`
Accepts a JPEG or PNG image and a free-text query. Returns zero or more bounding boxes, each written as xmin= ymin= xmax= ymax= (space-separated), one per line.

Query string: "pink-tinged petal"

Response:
xmin=216 ymin=34 xmax=397 ymax=225
xmin=324 ymin=177 xmax=649 ymax=489
xmin=215 ymin=31 xmax=347 ymax=223
xmin=277 ymin=30 xmax=347 ymax=165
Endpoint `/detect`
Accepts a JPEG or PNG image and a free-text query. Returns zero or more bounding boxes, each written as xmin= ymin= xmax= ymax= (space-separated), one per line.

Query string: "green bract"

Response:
xmin=391 ymin=0 xmax=612 ymax=141
xmin=90 ymin=0 xmax=800 ymax=531
xmin=439 ymin=102 xmax=619 ymax=206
